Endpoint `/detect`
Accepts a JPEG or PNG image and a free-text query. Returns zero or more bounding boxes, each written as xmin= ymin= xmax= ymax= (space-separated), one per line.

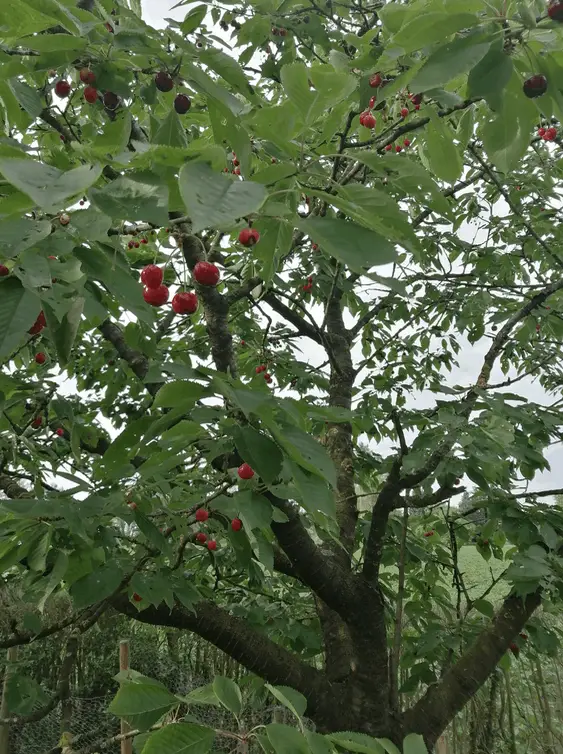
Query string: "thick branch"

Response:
xmin=263 ymin=292 xmax=323 ymax=344
xmin=111 ymin=594 xmax=329 ymax=708
xmin=402 ymin=590 xmax=542 ymax=747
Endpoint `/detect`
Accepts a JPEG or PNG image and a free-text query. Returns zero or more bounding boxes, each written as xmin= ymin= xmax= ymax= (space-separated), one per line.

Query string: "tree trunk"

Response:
xmin=0 ymin=647 xmax=18 ymax=754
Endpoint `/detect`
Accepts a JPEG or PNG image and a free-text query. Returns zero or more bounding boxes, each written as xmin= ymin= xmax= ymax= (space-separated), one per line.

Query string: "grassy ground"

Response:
xmin=457 ymin=545 xmax=508 ymax=603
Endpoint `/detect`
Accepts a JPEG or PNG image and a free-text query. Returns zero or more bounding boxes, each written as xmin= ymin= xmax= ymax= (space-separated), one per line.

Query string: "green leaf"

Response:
xmin=182 ymin=61 xmax=245 ymax=115
xmin=180 ymin=4 xmax=207 ymax=34
xmin=233 ymin=426 xmax=283 ymax=484
xmin=38 ymin=551 xmax=69 ymax=612
xmin=290 ymin=462 xmax=335 ymax=519
xmin=70 ymin=564 xmax=125 ymax=609
xmin=74 ymin=244 xmax=156 ymax=325
xmin=179 ymin=161 xmax=267 ymax=233
xmin=0 ymin=0 xmax=59 ymax=36
xmin=154 ymin=109 xmax=189 ymax=148
xmin=8 ymin=78 xmax=43 ymax=118
xmin=297 ymin=216 xmax=397 ymax=273
xmin=328 ymin=732 xmax=385 ymax=753
xmin=153 ymin=381 xmax=207 ymax=410
xmin=0 ymin=159 xmax=102 ymax=212
xmin=199 ymin=47 xmax=258 ymax=104
xmin=423 ymin=109 xmax=463 ymax=184
xmin=390 ymin=12 xmax=480 ymax=55
xmin=141 ymin=723 xmax=215 ymax=754
xmin=89 ymin=177 xmax=169 ymax=225
xmin=410 ymin=34 xmax=491 ymax=93
xmin=473 ymin=599 xmax=495 ymax=618
xmin=0 ymin=217 xmax=51 ymax=257
xmin=0 ymin=277 xmax=41 ymax=361
xmin=402 ymin=734 xmax=428 ymax=754
xmin=44 ymin=297 xmax=85 ymax=367
xmin=212 ymin=676 xmax=242 ymax=718
xmin=377 ymin=741 xmax=401 ymax=754
xmin=267 ymin=422 xmax=336 ymax=488
xmin=185 ymin=683 xmax=222 ymax=707
xmin=109 ymin=682 xmax=179 ymax=732
xmin=266 ymin=724 xmax=310 ymax=754
xmin=280 ymin=63 xmax=314 ymax=121
xmin=93 ymin=112 xmax=133 ymax=153
xmin=265 ymin=685 xmax=307 ymax=719
xmin=467 ymin=47 xmax=513 ymax=104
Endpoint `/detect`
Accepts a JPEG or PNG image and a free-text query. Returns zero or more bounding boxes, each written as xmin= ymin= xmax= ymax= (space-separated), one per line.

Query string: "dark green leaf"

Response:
xmin=141 ymin=722 xmax=215 ymax=754
xmin=212 ymin=676 xmax=242 ymax=717
xmin=109 ymin=682 xmax=179 ymax=732
xmin=0 ymin=277 xmax=41 ymax=361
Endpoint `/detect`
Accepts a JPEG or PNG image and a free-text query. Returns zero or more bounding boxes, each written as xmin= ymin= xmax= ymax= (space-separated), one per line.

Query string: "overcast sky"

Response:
xmin=135 ymin=0 xmax=562 ymax=497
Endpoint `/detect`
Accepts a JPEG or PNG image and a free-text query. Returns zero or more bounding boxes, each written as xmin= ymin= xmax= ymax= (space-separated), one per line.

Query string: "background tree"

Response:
xmin=1 ymin=0 xmax=563 ymax=751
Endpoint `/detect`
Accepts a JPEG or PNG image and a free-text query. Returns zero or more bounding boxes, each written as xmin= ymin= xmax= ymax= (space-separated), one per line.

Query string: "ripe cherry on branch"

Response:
xmin=195 ymin=508 xmax=209 ymax=522
xmin=193 ymin=261 xmax=220 ymax=286
xmin=196 ymin=532 xmax=207 ymax=543
xmin=35 ymin=352 xmax=46 ymax=365
xmin=369 ymin=73 xmax=382 ymax=88
xmin=423 ymin=530 xmax=435 ymax=538
xmin=231 ymin=518 xmax=243 ymax=532
xmin=103 ymin=91 xmax=120 ymax=110
xmin=56 ymin=428 xmax=65 ymax=437
xmin=359 ymin=111 xmax=376 ymax=129
xmin=155 ymin=71 xmax=174 ymax=92
xmin=29 ymin=311 xmax=46 ymax=335
xmin=238 ymin=228 xmax=260 ymax=247
xmin=140 ymin=264 xmax=163 ymax=289
xmin=523 ymin=74 xmax=548 ymax=98
xmin=84 ymin=86 xmax=98 ymax=104
xmin=238 ymin=463 xmax=255 ymax=480
xmin=0 ymin=265 xmax=9 ymax=276
xmin=255 ymin=365 xmax=266 ymax=374
xmin=32 ymin=417 xmax=43 ymax=428
xmin=55 ymin=80 xmax=71 ymax=98
xmin=207 ymin=540 xmax=217 ymax=551
xmin=143 ymin=285 xmax=169 ymax=307
xmin=174 ymin=94 xmax=191 ymax=114
xmin=548 ymin=2 xmax=563 ymax=21
xmin=79 ymin=68 xmax=96 ymax=85
xmin=400 ymin=107 xmax=409 ymax=118
xmin=172 ymin=292 xmax=198 ymax=315
xmin=133 ymin=593 xmax=143 ymax=602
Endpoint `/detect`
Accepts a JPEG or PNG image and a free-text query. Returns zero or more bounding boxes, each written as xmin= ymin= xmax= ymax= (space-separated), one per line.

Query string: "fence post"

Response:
xmin=119 ymin=640 xmax=133 ymax=754
xmin=0 ymin=647 xmax=18 ymax=754
xmin=436 ymin=735 xmax=448 ymax=754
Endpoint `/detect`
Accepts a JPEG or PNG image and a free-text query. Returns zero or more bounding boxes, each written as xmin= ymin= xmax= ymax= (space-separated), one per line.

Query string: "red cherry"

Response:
xmin=410 ymin=93 xmax=423 ymax=105
xmin=172 ymin=292 xmax=198 ymax=315
xmin=134 ymin=241 xmax=140 ymax=248
xmin=255 ymin=365 xmax=266 ymax=374
xmin=55 ymin=80 xmax=71 ymax=98
xmin=155 ymin=71 xmax=174 ymax=92
xmin=239 ymin=228 xmax=254 ymax=247
xmin=385 ymin=144 xmax=393 ymax=152
xmin=523 ymin=74 xmax=548 ymax=98
xmin=233 ymin=159 xmax=240 ymax=167
xmin=196 ymin=532 xmax=207 ymax=543
xmin=546 ymin=127 xmax=558 ymax=141
xmin=207 ymin=540 xmax=217 ymax=551
xmin=174 ymin=94 xmax=191 ymax=114
xmin=56 ymin=428 xmax=64 ymax=437
xmin=368 ymin=96 xmax=376 ymax=109
xmin=312 ymin=243 xmax=318 ymax=251
xmin=143 ymin=285 xmax=169 ymax=307
xmin=238 ymin=463 xmax=255 ymax=480
xmin=369 ymin=73 xmax=382 ymax=88
xmin=127 ymin=241 xmax=134 ymax=249
xmin=32 ymin=417 xmax=43 ymax=428
xmin=264 ymin=373 xmax=272 ymax=384
xmin=28 ymin=311 xmax=46 ymax=335
xmin=195 ymin=508 xmax=209 ymax=522
xmin=0 ymin=265 xmax=9 ymax=276
xmin=193 ymin=261 xmax=220 ymax=286
xmin=548 ymin=2 xmax=563 ymax=21
xmin=141 ymin=238 xmax=148 ymax=244
xmin=519 ymin=632 xmax=528 ymax=640
xmin=128 ymin=502 xmax=137 ymax=510
xmin=538 ymin=127 xmax=547 ymax=137
xmin=423 ymin=530 xmax=434 ymax=538
xmin=84 ymin=86 xmax=98 ymax=104
xmin=400 ymin=107 xmax=409 ymax=118
xmin=140 ymin=264 xmax=163 ymax=289
xmin=35 ymin=352 xmax=46 ymax=365
xmin=80 ymin=68 xmax=96 ymax=85
xmin=403 ymin=139 xmax=411 ymax=147
xmin=133 ymin=593 xmax=143 ymax=602
xmin=231 ymin=517 xmax=242 ymax=532
xmin=359 ymin=111 xmax=376 ymax=129
xmin=103 ymin=91 xmax=120 ymax=110
xmin=395 ymin=145 xmax=402 ymax=153
xmin=509 ymin=642 xmax=520 ymax=657
xmin=414 ymin=104 xmax=420 ymax=110
xmin=240 ymin=340 xmax=246 ymax=345
xmin=234 ymin=167 xmax=241 ymax=175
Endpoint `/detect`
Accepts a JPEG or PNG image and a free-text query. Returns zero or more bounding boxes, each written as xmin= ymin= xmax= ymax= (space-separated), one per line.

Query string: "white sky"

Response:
xmin=129 ymin=0 xmax=563 ymax=497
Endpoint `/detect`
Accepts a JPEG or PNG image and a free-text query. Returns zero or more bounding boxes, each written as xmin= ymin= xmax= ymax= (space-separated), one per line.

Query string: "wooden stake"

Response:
xmin=119 ymin=640 xmax=133 ymax=754
xmin=0 ymin=647 xmax=18 ymax=754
